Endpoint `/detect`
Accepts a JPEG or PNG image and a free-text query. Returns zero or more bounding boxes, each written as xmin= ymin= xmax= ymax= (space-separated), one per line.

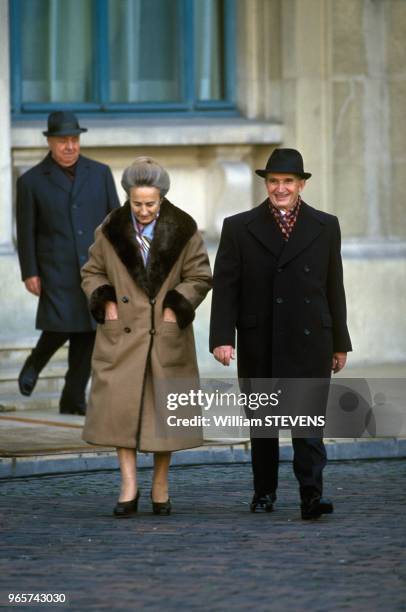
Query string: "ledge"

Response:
xmin=342 ymin=239 xmax=406 ymax=259
xmin=1 ymin=439 xmax=405 ymax=479
xmin=11 ymin=117 xmax=283 ymax=148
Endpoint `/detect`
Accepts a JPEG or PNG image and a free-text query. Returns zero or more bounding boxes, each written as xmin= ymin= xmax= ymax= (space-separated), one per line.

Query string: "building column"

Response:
xmin=280 ymin=0 xmax=332 ymax=210
xmin=0 ymin=0 xmax=13 ymax=253
xmin=236 ymin=0 xmax=282 ymax=121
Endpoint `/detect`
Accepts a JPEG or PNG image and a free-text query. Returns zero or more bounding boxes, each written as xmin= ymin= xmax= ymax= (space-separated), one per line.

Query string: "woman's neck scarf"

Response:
xmin=131 ymin=209 xmax=159 ymax=266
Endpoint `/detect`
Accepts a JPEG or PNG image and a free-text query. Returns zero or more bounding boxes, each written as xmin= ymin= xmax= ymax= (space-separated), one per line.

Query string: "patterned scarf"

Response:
xmin=269 ymin=196 xmax=302 ymax=241
xmin=131 ymin=210 xmax=158 ymax=266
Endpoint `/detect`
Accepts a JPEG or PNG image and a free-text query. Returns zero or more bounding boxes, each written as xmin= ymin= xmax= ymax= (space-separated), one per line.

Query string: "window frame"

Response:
xmin=10 ymin=0 xmax=236 ymax=116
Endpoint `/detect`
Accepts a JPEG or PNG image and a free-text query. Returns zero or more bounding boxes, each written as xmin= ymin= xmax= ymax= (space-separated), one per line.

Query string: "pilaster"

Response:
xmin=0 ymin=0 xmax=13 ymax=253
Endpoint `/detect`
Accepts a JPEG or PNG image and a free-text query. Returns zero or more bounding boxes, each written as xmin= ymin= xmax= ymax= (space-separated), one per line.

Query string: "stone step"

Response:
xmin=0 ymin=337 xmax=68 ymax=368
xmin=0 ymin=363 xmax=66 ymax=395
xmin=0 ymin=361 xmax=67 ymax=380
xmin=0 ymin=376 xmax=64 ymax=396
xmin=0 ymin=337 xmax=68 ymax=398
xmin=0 ymin=338 xmax=89 ymax=413
xmin=0 ymin=391 xmax=61 ymax=412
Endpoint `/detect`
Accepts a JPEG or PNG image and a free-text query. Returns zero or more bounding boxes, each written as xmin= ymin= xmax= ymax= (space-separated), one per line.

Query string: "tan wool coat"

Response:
xmin=81 ymin=200 xmax=212 ymax=451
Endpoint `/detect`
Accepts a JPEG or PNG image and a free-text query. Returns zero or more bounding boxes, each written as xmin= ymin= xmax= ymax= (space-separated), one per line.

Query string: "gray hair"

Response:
xmin=121 ymin=156 xmax=170 ymax=197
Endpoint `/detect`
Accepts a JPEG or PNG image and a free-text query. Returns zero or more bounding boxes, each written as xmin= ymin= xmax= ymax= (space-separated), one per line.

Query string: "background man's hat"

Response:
xmin=43 ymin=111 xmax=88 ymax=137
xmin=255 ymin=148 xmax=311 ymax=179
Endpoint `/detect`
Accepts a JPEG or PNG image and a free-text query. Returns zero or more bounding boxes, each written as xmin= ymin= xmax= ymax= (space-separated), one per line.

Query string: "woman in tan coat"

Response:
xmin=81 ymin=157 xmax=212 ymax=517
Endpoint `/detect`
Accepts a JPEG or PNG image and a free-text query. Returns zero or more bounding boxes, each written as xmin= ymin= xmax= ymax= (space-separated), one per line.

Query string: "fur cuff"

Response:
xmin=163 ymin=289 xmax=195 ymax=329
xmin=89 ymin=285 xmax=117 ymax=323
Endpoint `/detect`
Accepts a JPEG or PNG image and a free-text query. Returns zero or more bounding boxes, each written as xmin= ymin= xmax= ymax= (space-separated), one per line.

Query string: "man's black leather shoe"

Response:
xmin=59 ymin=400 xmax=86 ymax=416
xmin=301 ymin=493 xmax=333 ymax=520
xmin=319 ymin=497 xmax=334 ymax=514
xmin=18 ymin=357 xmax=40 ymax=396
xmin=250 ymin=493 xmax=276 ymax=513
xmin=59 ymin=388 xmax=87 ymax=415
xmin=59 ymin=402 xmax=86 ymax=416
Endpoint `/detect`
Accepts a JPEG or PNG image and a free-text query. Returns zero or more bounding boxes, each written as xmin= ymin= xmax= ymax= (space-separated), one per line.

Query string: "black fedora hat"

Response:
xmin=43 ymin=111 xmax=88 ymax=137
xmin=255 ymin=148 xmax=311 ymax=179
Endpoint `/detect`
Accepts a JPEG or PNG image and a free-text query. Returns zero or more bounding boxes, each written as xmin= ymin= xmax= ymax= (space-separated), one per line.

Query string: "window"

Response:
xmin=10 ymin=0 xmax=236 ymax=115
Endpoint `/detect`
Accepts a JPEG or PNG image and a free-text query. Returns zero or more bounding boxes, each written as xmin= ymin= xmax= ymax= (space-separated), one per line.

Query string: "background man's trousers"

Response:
xmin=29 ymin=331 xmax=95 ymax=410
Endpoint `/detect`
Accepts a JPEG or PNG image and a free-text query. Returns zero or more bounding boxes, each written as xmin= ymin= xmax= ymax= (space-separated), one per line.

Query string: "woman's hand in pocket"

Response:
xmin=105 ymin=301 xmax=118 ymax=321
xmin=163 ymin=307 xmax=177 ymax=323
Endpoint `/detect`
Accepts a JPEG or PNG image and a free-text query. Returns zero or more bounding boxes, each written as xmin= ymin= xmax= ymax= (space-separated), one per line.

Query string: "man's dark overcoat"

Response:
xmin=16 ymin=153 xmax=120 ymax=332
xmin=210 ymin=200 xmax=352 ymax=379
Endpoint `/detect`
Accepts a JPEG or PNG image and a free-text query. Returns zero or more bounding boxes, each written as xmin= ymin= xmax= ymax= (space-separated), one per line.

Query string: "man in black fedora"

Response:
xmin=210 ymin=148 xmax=352 ymax=519
xmin=16 ymin=111 xmax=120 ymax=414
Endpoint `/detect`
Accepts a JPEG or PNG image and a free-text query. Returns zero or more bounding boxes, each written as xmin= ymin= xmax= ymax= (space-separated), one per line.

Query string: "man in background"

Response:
xmin=16 ymin=111 xmax=120 ymax=414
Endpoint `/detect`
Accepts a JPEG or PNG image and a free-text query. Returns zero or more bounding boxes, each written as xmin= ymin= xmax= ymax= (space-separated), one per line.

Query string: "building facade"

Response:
xmin=1 ymin=0 xmax=405 ymax=366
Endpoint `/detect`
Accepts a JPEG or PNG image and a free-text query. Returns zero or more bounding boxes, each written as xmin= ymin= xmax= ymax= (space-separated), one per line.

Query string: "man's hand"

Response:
xmin=213 ymin=345 xmax=235 ymax=366
xmin=105 ymin=301 xmax=118 ymax=321
xmin=332 ymin=352 xmax=347 ymax=374
xmin=163 ymin=307 xmax=177 ymax=323
xmin=24 ymin=276 xmax=41 ymax=296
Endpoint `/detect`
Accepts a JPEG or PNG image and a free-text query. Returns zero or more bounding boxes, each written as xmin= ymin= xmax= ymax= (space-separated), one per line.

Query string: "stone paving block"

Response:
xmin=0 ymin=460 xmax=405 ymax=611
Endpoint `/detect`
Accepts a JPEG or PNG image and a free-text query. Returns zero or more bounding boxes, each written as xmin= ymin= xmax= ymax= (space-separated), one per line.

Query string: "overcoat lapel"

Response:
xmin=278 ymin=201 xmax=325 ymax=267
xmin=102 ymin=200 xmax=197 ymax=297
xmin=246 ymin=200 xmax=285 ymax=258
xmin=71 ymin=156 xmax=90 ymax=199
xmin=41 ymin=153 xmax=72 ymax=194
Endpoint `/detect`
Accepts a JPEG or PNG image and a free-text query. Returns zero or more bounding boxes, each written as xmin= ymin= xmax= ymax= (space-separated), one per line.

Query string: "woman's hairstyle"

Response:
xmin=121 ymin=156 xmax=170 ymax=197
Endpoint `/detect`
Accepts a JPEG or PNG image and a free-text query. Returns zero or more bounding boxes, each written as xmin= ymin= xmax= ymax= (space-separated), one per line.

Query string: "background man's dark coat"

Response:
xmin=210 ymin=200 xmax=352 ymax=378
xmin=16 ymin=153 xmax=120 ymax=332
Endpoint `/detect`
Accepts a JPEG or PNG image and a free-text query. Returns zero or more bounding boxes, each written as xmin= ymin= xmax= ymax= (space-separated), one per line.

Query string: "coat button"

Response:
xmin=121 ymin=296 xmax=129 ymax=303
xmin=276 ymin=297 xmax=284 ymax=304
xmin=72 ymin=204 xmax=78 ymax=209
xmin=304 ymin=265 xmax=310 ymax=272
xmin=304 ymin=328 xmax=311 ymax=335
xmin=277 ymin=267 xmax=283 ymax=273
xmin=149 ymin=329 xmax=156 ymax=335
xmin=124 ymin=327 xmax=131 ymax=333
xmin=77 ymin=229 xmax=83 ymax=236
xmin=149 ymin=298 xmax=156 ymax=305
xmin=304 ymin=297 xmax=311 ymax=304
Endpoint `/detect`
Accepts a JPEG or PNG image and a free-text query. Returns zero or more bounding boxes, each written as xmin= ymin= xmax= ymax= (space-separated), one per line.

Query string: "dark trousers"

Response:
xmin=251 ymin=436 xmax=327 ymax=499
xmin=29 ymin=331 xmax=95 ymax=408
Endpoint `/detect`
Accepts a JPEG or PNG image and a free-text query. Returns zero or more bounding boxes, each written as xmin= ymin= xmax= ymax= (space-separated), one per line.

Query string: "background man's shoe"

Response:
xmin=18 ymin=358 xmax=40 ymax=396
xmin=319 ymin=497 xmax=334 ymax=514
xmin=250 ymin=493 xmax=276 ymax=513
xmin=59 ymin=402 xmax=86 ymax=416
xmin=59 ymin=405 xmax=86 ymax=416
xmin=59 ymin=389 xmax=86 ymax=415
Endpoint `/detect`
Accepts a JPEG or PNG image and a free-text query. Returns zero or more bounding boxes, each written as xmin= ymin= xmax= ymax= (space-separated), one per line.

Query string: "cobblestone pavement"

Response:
xmin=1 ymin=460 xmax=405 ymax=612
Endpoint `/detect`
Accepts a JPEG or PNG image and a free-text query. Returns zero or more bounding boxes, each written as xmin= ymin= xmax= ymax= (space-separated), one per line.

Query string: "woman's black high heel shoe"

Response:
xmin=151 ymin=492 xmax=171 ymax=515
xmin=113 ymin=490 xmax=140 ymax=518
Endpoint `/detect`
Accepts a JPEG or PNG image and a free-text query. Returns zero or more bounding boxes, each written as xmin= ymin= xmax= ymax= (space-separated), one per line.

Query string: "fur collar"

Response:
xmin=102 ymin=199 xmax=197 ymax=297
